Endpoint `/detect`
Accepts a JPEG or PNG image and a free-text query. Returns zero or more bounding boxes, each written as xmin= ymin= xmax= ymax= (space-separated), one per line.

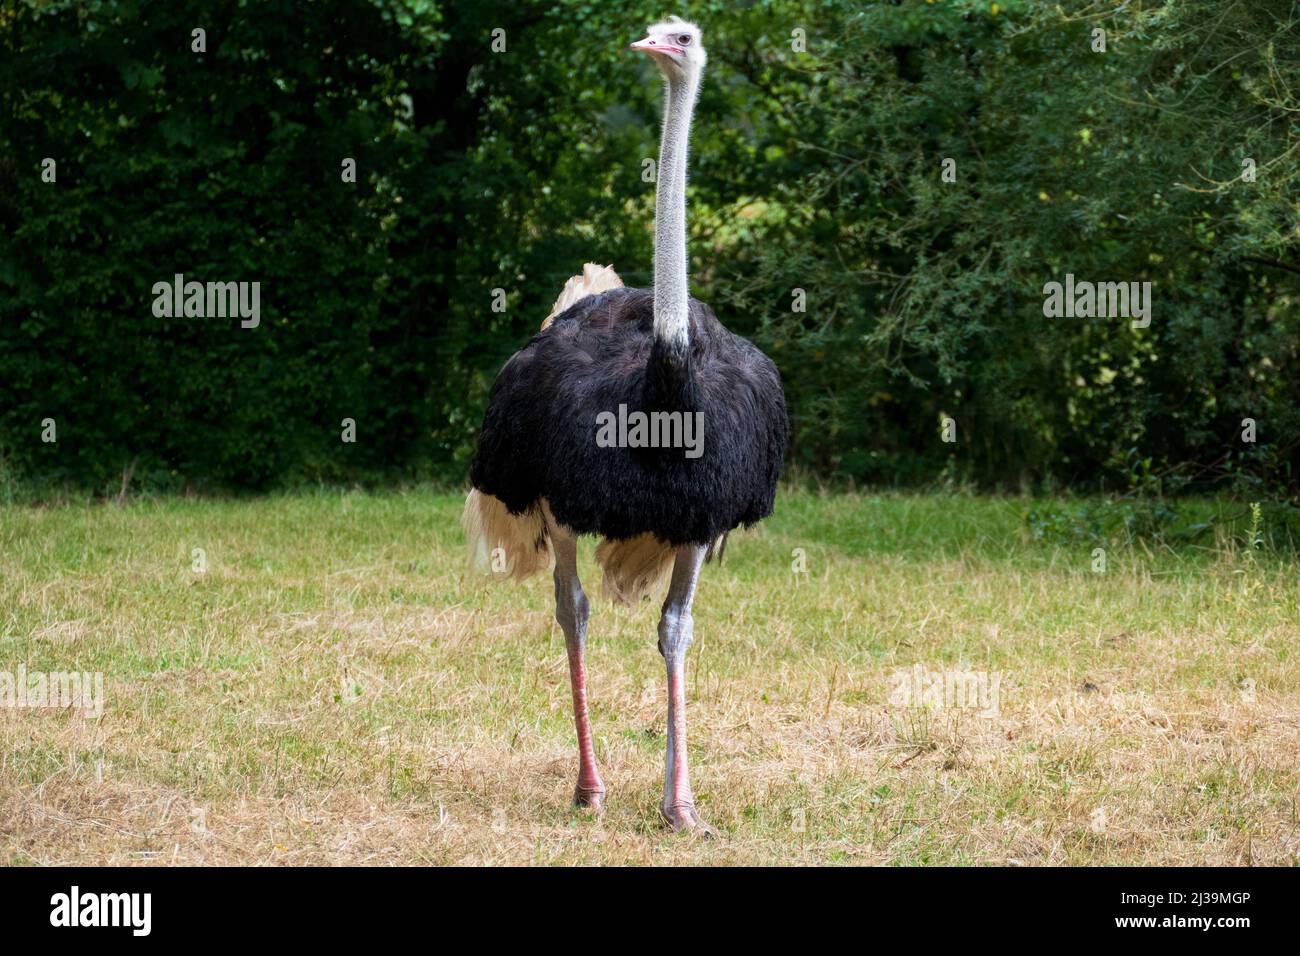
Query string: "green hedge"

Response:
xmin=2 ymin=0 xmax=1296 ymax=495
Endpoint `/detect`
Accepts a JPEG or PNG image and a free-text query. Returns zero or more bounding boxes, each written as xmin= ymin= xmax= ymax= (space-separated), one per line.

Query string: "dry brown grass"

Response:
xmin=1 ymin=490 xmax=1297 ymax=865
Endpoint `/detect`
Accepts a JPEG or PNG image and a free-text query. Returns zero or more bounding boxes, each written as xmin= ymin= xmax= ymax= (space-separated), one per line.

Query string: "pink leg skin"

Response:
xmin=567 ymin=645 xmax=605 ymax=810
xmin=658 ymin=545 xmax=716 ymax=836
xmin=546 ymin=511 xmax=605 ymax=813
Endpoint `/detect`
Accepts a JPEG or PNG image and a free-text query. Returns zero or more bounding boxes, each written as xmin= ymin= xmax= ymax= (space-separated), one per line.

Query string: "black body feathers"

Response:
xmin=469 ymin=288 xmax=788 ymax=546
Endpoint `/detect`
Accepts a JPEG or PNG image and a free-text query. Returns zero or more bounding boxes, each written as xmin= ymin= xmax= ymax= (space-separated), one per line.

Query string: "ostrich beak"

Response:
xmin=630 ymin=36 xmax=683 ymax=57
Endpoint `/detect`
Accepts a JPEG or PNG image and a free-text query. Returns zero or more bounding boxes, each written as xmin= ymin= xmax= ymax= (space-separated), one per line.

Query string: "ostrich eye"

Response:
xmin=678 ymin=34 xmax=691 ymax=45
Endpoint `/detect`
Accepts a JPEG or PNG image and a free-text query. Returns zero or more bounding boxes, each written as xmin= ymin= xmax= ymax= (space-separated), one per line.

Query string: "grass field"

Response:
xmin=1 ymin=489 xmax=1297 ymax=865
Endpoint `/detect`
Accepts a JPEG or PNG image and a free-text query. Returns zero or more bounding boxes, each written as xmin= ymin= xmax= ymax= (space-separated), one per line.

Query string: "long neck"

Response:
xmin=653 ymin=69 xmax=699 ymax=351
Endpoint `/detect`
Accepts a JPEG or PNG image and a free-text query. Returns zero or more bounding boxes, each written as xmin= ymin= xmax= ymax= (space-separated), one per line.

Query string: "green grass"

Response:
xmin=1 ymin=489 xmax=1297 ymax=865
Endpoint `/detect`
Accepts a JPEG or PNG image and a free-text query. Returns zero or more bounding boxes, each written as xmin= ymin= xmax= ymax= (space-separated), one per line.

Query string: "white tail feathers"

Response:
xmin=541 ymin=263 xmax=623 ymax=330
xmin=461 ymin=489 xmax=675 ymax=603
xmin=594 ymin=534 xmax=675 ymax=605
xmin=595 ymin=532 xmax=728 ymax=604
xmin=462 ymin=489 xmax=551 ymax=580
xmin=464 ymin=493 xmax=728 ymax=604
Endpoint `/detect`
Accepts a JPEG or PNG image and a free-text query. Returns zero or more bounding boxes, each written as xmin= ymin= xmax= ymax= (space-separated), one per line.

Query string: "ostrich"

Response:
xmin=463 ymin=16 xmax=787 ymax=834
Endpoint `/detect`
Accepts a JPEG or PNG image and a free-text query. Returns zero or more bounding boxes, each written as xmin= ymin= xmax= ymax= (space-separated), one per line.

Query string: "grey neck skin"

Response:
xmin=652 ymin=68 xmax=700 ymax=352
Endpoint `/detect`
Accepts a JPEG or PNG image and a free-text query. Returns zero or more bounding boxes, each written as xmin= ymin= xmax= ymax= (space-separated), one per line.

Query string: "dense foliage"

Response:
xmin=2 ymin=0 xmax=1297 ymax=496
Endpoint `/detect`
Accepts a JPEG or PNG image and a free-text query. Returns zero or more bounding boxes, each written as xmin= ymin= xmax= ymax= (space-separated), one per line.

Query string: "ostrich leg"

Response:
xmin=549 ymin=520 xmax=605 ymax=810
xmin=658 ymin=544 xmax=715 ymax=835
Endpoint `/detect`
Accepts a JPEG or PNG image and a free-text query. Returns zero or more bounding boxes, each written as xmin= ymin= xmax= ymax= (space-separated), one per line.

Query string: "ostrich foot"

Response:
xmin=661 ymin=801 xmax=717 ymax=837
xmin=573 ymin=784 xmax=606 ymax=812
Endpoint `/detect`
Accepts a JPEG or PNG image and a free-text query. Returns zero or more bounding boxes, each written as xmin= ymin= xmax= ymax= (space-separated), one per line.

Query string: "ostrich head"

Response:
xmin=630 ymin=15 xmax=707 ymax=80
